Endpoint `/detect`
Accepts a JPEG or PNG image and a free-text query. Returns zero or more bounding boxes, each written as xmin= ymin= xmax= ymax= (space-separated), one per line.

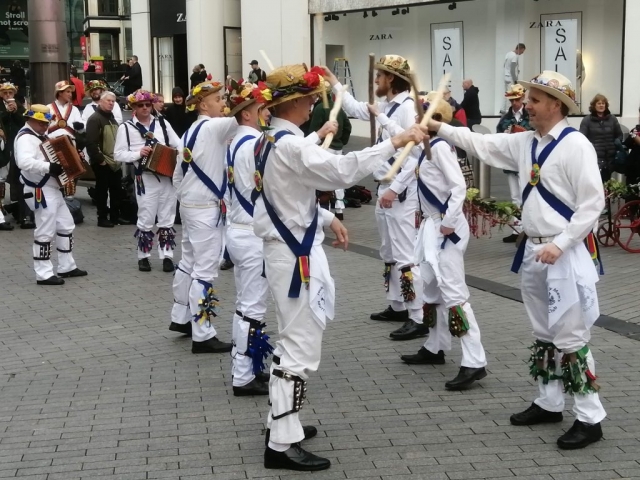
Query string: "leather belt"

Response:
xmin=530 ymin=236 xmax=554 ymax=244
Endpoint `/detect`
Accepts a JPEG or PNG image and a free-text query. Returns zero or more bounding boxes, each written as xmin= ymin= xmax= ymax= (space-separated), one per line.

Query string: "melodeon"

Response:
xmin=509 ymin=124 xmax=527 ymax=134
xmin=140 ymin=143 xmax=178 ymax=177
xmin=40 ymin=136 xmax=86 ymax=187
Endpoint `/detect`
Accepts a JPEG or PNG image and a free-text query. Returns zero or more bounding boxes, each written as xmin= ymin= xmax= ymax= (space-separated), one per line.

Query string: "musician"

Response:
xmin=396 ymin=94 xmax=487 ymax=391
xmin=428 ymin=71 xmax=606 ymax=450
xmin=47 ymin=81 xmax=84 ymax=141
xmin=82 ymin=80 xmax=123 ymax=125
xmin=497 ymin=84 xmax=532 ymax=243
xmin=170 ymin=81 xmax=235 ymax=354
xmin=324 ymin=56 xmax=426 ymax=341
xmin=251 ymin=64 xmax=427 ymax=471
xmin=14 ymin=105 xmax=88 ymax=285
xmin=114 ymin=89 xmax=181 ymax=273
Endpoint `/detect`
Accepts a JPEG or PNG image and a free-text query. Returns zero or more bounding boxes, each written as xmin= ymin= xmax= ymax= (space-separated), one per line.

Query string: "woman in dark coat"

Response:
xmin=163 ymin=87 xmax=196 ymax=138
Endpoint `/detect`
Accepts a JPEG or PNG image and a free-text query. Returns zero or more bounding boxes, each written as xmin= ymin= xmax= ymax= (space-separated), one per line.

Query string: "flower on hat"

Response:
xmin=127 ymin=90 xmax=156 ymax=105
xmin=193 ymin=85 xmax=202 ymax=96
xmin=302 ymin=66 xmax=324 ymax=89
xmin=223 ymin=107 xmax=230 ymax=115
xmin=252 ymin=81 xmax=273 ymax=104
xmin=34 ymin=112 xmax=45 ymax=120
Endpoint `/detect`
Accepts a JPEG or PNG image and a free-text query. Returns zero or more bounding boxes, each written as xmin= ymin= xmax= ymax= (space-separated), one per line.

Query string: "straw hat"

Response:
xmin=85 ymin=79 xmax=109 ymax=94
xmin=505 ymin=84 xmax=526 ymax=100
xmin=374 ymin=55 xmax=411 ymax=83
xmin=254 ymin=64 xmax=327 ymax=109
xmin=0 ymin=82 xmax=17 ymax=93
xmin=127 ymin=89 xmax=157 ymax=106
xmin=186 ymin=81 xmax=224 ymax=107
xmin=23 ymin=104 xmax=53 ymax=123
xmin=423 ymin=91 xmax=453 ymax=124
xmin=54 ymin=80 xmax=75 ymax=94
xmin=518 ymin=71 xmax=579 ymax=115
xmin=225 ymin=78 xmax=258 ymax=117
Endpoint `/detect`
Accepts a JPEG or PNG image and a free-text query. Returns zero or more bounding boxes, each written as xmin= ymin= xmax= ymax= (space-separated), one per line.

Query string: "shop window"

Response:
xmin=97 ymin=0 xmax=119 ymax=16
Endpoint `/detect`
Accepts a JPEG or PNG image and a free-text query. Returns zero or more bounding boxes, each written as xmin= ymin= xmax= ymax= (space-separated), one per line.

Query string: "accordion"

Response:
xmin=140 ymin=143 xmax=177 ymax=177
xmin=509 ymin=124 xmax=527 ymax=134
xmin=40 ymin=136 xmax=86 ymax=187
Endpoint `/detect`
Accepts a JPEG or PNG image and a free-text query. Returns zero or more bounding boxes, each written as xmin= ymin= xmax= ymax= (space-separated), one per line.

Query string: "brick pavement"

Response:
xmin=1 ymin=166 xmax=640 ymax=479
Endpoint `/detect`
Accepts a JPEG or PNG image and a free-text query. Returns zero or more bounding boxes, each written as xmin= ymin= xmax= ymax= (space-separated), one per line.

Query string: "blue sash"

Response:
xmin=227 ymin=134 xmax=256 ymax=217
xmin=254 ymin=130 xmax=318 ymax=298
xmin=511 ymin=127 xmax=603 ymax=274
xmin=180 ymin=120 xmax=207 ymax=176
xmin=16 ymin=129 xmax=50 ymax=209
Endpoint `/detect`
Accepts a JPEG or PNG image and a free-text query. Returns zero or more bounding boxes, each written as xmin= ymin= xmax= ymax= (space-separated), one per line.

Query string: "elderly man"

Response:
xmin=15 ymin=105 xmax=87 ymax=285
xmin=461 ymin=79 xmax=481 ymax=130
xmin=82 ymin=80 xmax=123 ymax=125
xmin=427 ymin=71 xmax=606 ymax=450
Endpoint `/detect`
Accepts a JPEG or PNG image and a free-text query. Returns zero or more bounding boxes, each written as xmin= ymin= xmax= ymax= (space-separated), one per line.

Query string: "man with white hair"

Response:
xmin=82 ymin=80 xmax=123 ymax=125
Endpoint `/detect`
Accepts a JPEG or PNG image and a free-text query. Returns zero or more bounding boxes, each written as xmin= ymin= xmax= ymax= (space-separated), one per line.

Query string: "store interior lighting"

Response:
xmin=448 ymin=2 xmax=457 ymax=10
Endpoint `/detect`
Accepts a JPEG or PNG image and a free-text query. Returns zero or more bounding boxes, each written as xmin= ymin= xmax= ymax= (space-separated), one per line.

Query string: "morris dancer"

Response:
xmin=114 ymin=90 xmax=181 ymax=272
xmin=428 ymin=71 xmax=606 ymax=449
xmin=497 ymin=84 xmax=532 ymax=243
xmin=15 ymin=105 xmax=87 ymax=284
xmin=82 ymin=80 xmax=123 ymax=125
xmin=170 ymin=81 xmax=235 ymax=354
xmin=325 ymin=56 xmax=426 ymax=341
xmin=224 ymin=79 xmax=271 ymax=394
xmin=396 ymin=94 xmax=487 ymax=390
xmin=252 ymin=64 xmax=427 ymax=471
xmin=47 ymin=80 xmax=84 ymax=143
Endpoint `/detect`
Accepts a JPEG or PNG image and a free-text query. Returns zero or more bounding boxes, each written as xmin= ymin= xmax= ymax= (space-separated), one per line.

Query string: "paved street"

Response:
xmin=1 ymin=143 xmax=640 ymax=479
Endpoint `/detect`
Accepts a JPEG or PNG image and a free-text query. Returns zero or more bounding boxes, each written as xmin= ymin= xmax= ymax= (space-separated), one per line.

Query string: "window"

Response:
xmin=97 ymin=0 xmax=118 ymax=16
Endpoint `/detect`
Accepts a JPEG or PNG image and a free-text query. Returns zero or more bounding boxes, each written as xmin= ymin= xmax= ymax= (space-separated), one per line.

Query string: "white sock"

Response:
xmin=390 ymin=300 xmax=405 ymax=312
xmin=268 ymin=440 xmax=291 ymax=452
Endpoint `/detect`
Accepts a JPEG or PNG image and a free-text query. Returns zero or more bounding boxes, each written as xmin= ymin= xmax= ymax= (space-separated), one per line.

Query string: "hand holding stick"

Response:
xmin=368 ymin=53 xmax=376 ymax=146
xmin=381 ymin=73 xmax=450 ymax=182
xmin=322 ymin=85 xmax=348 ymax=149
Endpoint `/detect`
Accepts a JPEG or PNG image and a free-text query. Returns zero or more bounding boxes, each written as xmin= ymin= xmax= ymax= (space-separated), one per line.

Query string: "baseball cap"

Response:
xmin=249 ymin=60 xmax=259 ymax=65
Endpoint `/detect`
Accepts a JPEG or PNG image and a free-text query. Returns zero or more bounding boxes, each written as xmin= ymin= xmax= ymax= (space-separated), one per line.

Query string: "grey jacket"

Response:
xmin=579 ymin=111 xmax=622 ymax=169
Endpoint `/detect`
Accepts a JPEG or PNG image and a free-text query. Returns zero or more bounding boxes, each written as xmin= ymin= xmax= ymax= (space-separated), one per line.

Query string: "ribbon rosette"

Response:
xmin=530 ymin=164 xmax=540 ymax=186
xmin=144 ymin=131 xmax=155 ymax=140
xmin=254 ymin=171 xmax=263 ymax=191
xmin=182 ymin=147 xmax=193 ymax=163
xmin=227 ymin=166 xmax=234 ymax=185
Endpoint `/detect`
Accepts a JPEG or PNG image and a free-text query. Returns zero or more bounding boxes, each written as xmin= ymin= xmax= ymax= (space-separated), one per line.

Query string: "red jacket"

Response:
xmin=70 ymin=76 xmax=84 ymax=107
xmin=454 ymin=108 xmax=467 ymax=127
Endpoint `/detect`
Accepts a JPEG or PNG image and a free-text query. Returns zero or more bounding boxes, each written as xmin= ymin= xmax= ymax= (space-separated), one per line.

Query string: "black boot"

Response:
xmin=389 ymin=320 xmax=429 ymax=340
xmin=445 ymin=366 xmax=487 ymax=390
xmin=256 ymin=371 xmax=270 ymax=383
xmin=401 ymin=347 xmax=445 ymax=365
xmin=0 ymin=221 xmax=14 ymax=231
xmin=233 ymin=378 xmax=269 ymax=396
xmin=138 ymin=258 xmax=151 ymax=272
xmin=264 ymin=444 xmax=330 ymax=471
xmin=21 ymin=218 xmax=35 ymax=229
xmin=510 ymin=403 xmax=563 ymax=426
xmin=192 ymin=337 xmax=232 ymax=354
xmin=265 ymin=425 xmax=317 ymax=447
xmin=97 ymin=218 xmax=114 ymax=228
xmin=37 ymin=275 xmax=65 ymax=286
xmin=370 ymin=306 xmax=408 ymax=322
xmin=220 ymin=259 xmax=234 ymax=270
xmin=58 ymin=268 xmax=88 ymax=278
xmin=503 ymin=233 xmax=519 ymax=243
xmin=168 ymin=322 xmax=192 ymax=336
xmin=163 ymin=258 xmax=175 ymax=272
xmin=557 ymin=420 xmax=603 ymax=450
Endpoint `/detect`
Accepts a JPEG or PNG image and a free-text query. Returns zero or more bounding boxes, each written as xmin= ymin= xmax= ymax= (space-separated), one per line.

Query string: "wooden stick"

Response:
xmin=322 ymin=85 xmax=348 ymax=149
xmin=259 ymin=50 xmax=275 ymax=72
xmin=381 ymin=73 xmax=450 ymax=182
xmin=368 ymin=53 xmax=376 ymax=146
xmin=408 ymin=73 xmax=432 ymax=160
xmin=321 ymin=87 xmax=329 ymax=110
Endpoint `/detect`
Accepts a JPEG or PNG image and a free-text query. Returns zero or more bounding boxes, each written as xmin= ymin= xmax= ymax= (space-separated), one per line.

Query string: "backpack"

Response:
xmin=345 ymin=185 xmax=372 ymax=204
xmin=65 ymin=197 xmax=84 ymax=224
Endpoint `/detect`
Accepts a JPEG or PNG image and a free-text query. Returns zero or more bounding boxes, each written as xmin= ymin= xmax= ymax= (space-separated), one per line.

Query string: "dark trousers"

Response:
xmin=467 ymin=118 xmax=482 ymax=130
xmin=8 ymin=155 xmax=33 ymax=223
xmin=94 ymin=164 xmax=122 ymax=220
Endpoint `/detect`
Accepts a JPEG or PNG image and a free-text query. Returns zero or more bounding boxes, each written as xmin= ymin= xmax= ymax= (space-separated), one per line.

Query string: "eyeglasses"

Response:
xmin=138 ymin=103 xmax=152 ymax=108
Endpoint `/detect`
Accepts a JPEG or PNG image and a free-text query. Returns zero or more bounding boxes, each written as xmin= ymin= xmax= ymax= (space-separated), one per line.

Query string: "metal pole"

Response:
xmin=478 ymin=162 xmax=491 ymax=199
xmin=27 ymin=0 xmax=69 ymax=105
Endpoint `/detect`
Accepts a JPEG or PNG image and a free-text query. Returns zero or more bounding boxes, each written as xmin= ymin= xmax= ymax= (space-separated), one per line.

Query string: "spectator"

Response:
xmin=579 ymin=93 xmax=622 ymax=182
xmin=625 ymin=108 xmax=640 ymax=186
xmin=443 ymin=87 xmax=466 ymax=126
xmin=9 ymin=60 xmax=26 ymax=104
xmin=247 ymin=60 xmax=267 ymax=83
xmin=69 ymin=66 xmax=85 ymax=109
xmin=461 ymin=78 xmax=481 ymax=129
xmin=190 ymin=64 xmax=207 ymax=89
xmin=121 ymin=59 xmax=133 ymax=95
xmin=85 ymin=60 xmax=96 ymax=73
xmin=164 ymin=87 xmax=195 ymax=138
xmin=502 ymin=43 xmax=526 ymax=113
xmin=153 ymin=94 xmax=166 ymax=117
xmin=121 ymin=56 xmax=142 ymax=96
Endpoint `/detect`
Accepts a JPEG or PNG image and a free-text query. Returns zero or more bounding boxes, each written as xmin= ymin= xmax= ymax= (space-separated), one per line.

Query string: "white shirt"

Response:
xmin=335 ymin=82 xmax=419 ymax=195
xmin=253 ymin=117 xmax=397 ymax=243
xmin=14 ymin=124 xmax=58 ymax=189
xmin=226 ymin=125 xmax=261 ymax=225
xmin=114 ymin=116 xmax=181 ymax=168
xmin=438 ymin=119 xmax=605 ymax=252
xmin=82 ymin=101 xmax=123 ymax=124
xmin=173 ymin=115 xmax=237 ymax=206
xmin=47 ymin=100 xmax=83 ymax=139
xmin=504 ymin=51 xmax=519 ymax=80
xmin=418 ymin=138 xmax=466 ymax=230
xmin=512 ymin=107 xmax=523 ymax=123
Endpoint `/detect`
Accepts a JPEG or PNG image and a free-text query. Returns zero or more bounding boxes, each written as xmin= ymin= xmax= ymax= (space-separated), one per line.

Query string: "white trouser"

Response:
xmin=264 ymin=241 xmax=324 ymax=447
xmin=504 ymin=79 xmax=513 ymax=111
xmin=25 ymin=185 xmax=77 ymax=280
xmin=178 ymin=205 xmax=223 ymax=342
xmin=422 ymin=219 xmax=486 ymax=368
xmin=521 ymin=241 xmax=606 ymax=424
xmin=506 ymin=172 xmax=523 ymax=234
xmin=327 ymin=149 xmax=345 ymax=212
xmin=226 ymin=226 xmax=270 ymax=387
xmin=171 ymin=223 xmax=194 ymax=327
xmin=375 ymin=184 xmax=422 ymax=321
xmin=136 ymin=173 xmax=176 ymax=259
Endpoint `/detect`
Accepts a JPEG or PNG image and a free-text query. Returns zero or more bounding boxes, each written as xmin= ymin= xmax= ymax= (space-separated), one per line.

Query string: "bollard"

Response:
xmin=478 ymin=162 xmax=491 ymax=199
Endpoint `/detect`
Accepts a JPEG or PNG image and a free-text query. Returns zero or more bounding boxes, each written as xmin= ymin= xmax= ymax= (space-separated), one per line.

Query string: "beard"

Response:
xmin=91 ymin=94 xmax=101 ymax=102
xmin=375 ymin=85 xmax=389 ymax=97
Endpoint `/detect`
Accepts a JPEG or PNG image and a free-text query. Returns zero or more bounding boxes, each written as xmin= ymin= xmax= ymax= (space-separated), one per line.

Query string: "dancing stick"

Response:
xmin=381 ymin=73 xmax=450 ymax=182
xmin=322 ymin=85 xmax=348 ymax=150
xmin=321 ymin=86 xmax=329 ymax=109
xmin=259 ymin=50 xmax=275 ymax=72
xmin=368 ymin=54 xmax=376 ymax=146
xmin=408 ymin=73 xmax=432 ymax=161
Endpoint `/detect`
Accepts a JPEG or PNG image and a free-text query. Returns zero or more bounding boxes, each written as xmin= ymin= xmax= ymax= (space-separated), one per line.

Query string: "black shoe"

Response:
xmin=335 ymin=213 xmax=344 ymax=221
xmin=389 ymin=320 xmax=429 ymax=341
xmin=557 ymin=420 xmax=603 ymax=450
xmin=169 ymin=322 xmax=192 ymax=336
xmin=37 ymin=275 xmax=65 ymax=286
xmin=163 ymin=258 xmax=175 ymax=272
xmin=265 ymin=425 xmax=318 ymax=447
xmin=58 ymin=268 xmax=88 ymax=278
xmin=220 ymin=259 xmax=234 ymax=271
xmin=510 ymin=402 xmax=564 ymax=426
xmin=191 ymin=337 xmax=233 ymax=354
xmin=138 ymin=258 xmax=151 ymax=272
xmin=256 ymin=371 xmax=270 ymax=383
xmin=0 ymin=222 xmax=13 ymax=231
xmin=264 ymin=444 xmax=330 ymax=471
xmin=233 ymin=378 xmax=269 ymax=396
xmin=114 ymin=217 xmax=133 ymax=225
xmin=503 ymin=233 xmax=519 ymax=243
xmin=370 ymin=306 xmax=409 ymax=322
xmin=21 ymin=219 xmax=35 ymax=229
xmin=445 ymin=366 xmax=487 ymax=390
xmin=97 ymin=218 xmax=114 ymax=228
xmin=401 ymin=347 xmax=445 ymax=365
